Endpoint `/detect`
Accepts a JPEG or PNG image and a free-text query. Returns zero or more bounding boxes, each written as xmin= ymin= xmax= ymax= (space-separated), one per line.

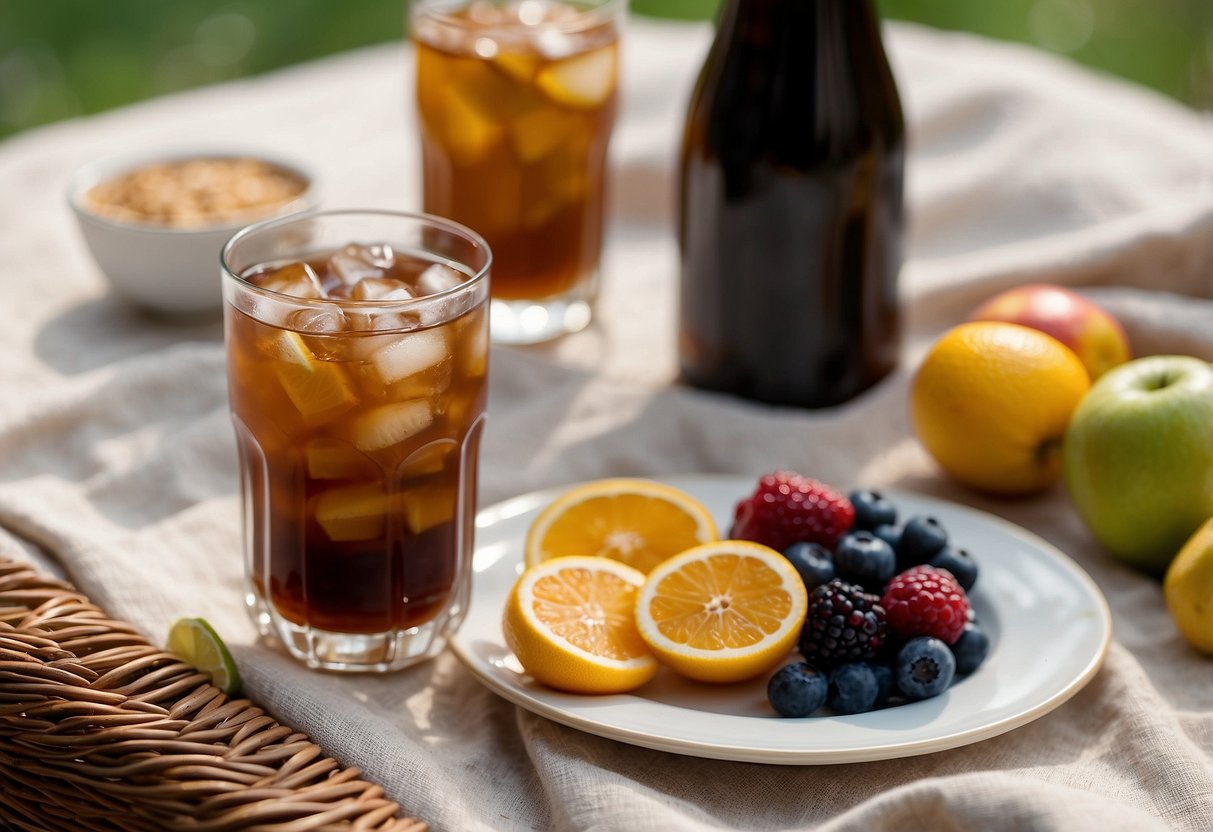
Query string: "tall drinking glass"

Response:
xmin=221 ymin=210 xmax=490 ymax=672
xmin=412 ymin=0 xmax=622 ymax=344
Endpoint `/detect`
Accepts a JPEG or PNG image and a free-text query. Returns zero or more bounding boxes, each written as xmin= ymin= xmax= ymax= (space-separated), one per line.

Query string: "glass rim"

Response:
xmin=410 ymin=0 xmax=626 ymax=35
xmin=220 ymin=207 xmax=492 ymax=313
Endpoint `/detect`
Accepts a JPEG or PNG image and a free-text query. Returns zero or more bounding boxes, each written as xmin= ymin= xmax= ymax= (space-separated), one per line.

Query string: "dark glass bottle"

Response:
xmin=678 ymin=0 xmax=905 ymax=408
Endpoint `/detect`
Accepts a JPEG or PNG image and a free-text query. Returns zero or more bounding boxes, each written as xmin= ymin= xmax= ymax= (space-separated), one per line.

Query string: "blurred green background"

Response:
xmin=1 ymin=0 xmax=1210 ymax=141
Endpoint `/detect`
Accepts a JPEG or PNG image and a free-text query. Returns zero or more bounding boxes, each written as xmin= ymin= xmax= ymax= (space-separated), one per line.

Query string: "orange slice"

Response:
xmin=503 ymin=556 xmax=658 ymax=694
xmin=524 ymin=479 xmax=718 ymax=574
xmin=635 ymin=541 xmax=808 ymax=683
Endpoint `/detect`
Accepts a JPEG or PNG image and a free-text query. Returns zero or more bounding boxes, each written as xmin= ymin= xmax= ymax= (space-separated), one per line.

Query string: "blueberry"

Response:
xmin=929 ymin=546 xmax=978 ymax=591
xmin=834 ymin=531 xmax=897 ymax=589
xmin=768 ymin=662 xmax=829 ymax=717
xmin=872 ymin=524 xmax=902 ymax=556
xmin=848 ymin=489 xmax=897 ymax=530
xmin=828 ymin=662 xmax=880 ymax=715
xmin=864 ymin=661 xmax=895 ymax=708
xmin=898 ymin=516 xmax=949 ymax=569
xmin=950 ymin=622 xmax=991 ymax=676
xmin=895 ymin=637 xmax=956 ymax=700
xmin=782 ymin=542 xmax=836 ymax=592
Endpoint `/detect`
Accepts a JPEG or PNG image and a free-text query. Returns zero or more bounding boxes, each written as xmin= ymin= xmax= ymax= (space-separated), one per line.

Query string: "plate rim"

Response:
xmin=453 ymin=474 xmax=1113 ymax=765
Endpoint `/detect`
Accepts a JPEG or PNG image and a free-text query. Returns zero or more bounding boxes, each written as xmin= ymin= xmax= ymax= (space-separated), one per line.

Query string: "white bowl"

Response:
xmin=67 ymin=150 xmax=317 ymax=316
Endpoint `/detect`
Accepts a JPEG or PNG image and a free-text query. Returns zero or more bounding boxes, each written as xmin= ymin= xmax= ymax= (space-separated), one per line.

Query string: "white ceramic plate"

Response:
xmin=452 ymin=474 xmax=1112 ymax=765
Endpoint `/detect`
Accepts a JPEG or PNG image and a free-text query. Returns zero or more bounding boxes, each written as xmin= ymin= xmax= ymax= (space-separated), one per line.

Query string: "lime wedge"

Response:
xmin=167 ymin=617 xmax=241 ymax=696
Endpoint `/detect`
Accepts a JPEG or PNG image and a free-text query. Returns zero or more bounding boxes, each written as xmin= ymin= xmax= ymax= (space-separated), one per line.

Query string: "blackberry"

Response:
xmin=799 ymin=579 xmax=888 ymax=667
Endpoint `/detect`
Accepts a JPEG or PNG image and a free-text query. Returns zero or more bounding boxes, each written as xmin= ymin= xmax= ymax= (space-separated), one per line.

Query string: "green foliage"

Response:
xmin=0 ymin=0 xmax=1208 ymax=141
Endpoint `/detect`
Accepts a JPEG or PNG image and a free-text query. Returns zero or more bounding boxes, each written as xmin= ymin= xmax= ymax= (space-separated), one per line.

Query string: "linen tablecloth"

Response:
xmin=2 ymin=17 xmax=1213 ymax=832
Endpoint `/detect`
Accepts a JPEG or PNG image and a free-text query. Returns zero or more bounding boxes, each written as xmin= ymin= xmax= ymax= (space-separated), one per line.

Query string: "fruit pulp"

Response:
xmin=226 ymin=244 xmax=488 ymax=635
xmin=413 ymin=0 xmax=619 ymax=302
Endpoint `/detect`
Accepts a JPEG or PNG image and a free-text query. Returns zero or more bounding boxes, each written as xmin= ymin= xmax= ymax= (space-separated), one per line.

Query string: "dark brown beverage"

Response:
xmin=678 ymin=0 xmax=905 ymax=408
xmin=225 ymin=237 xmax=487 ymax=660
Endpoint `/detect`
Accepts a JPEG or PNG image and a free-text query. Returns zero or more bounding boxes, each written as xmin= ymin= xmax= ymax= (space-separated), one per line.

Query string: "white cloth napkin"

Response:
xmin=1 ymin=17 xmax=1212 ymax=832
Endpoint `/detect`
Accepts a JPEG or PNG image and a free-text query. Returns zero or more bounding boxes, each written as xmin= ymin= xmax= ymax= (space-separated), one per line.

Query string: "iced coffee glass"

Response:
xmin=221 ymin=210 xmax=490 ymax=672
xmin=412 ymin=0 xmax=622 ymax=344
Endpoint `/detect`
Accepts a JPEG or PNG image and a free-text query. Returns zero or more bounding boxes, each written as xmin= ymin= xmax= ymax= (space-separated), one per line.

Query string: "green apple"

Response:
xmin=1063 ymin=355 xmax=1213 ymax=574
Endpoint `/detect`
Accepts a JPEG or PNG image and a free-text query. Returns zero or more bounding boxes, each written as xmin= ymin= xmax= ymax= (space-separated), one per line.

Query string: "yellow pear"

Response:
xmin=1164 ymin=517 xmax=1213 ymax=655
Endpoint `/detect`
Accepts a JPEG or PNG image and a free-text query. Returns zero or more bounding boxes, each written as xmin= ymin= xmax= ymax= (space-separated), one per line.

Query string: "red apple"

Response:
xmin=969 ymin=284 xmax=1131 ymax=380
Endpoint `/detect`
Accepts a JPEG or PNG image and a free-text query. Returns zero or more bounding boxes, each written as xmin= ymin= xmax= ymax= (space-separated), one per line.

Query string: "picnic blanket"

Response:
xmin=1 ymin=17 xmax=1212 ymax=832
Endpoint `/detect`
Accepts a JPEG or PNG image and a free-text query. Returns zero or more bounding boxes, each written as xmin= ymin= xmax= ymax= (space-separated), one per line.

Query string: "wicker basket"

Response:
xmin=0 ymin=558 xmax=426 ymax=832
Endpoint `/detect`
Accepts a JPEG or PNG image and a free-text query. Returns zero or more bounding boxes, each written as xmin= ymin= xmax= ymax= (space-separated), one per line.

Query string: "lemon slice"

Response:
xmin=312 ymin=483 xmax=391 ymax=542
xmin=266 ymin=330 xmax=358 ymax=427
xmin=504 ymin=556 xmax=658 ymax=694
xmin=535 ymin=46 xmax=617 ymax=109
xmin=492 ymin=51 xmax=541 ymax=83
xmin=525 ymin=478 xmax=718 ymax=574
xmin=167 ymin=617 xmax=241 ymax=695
xmin=634 ymin=541 xmax=808 ymax=683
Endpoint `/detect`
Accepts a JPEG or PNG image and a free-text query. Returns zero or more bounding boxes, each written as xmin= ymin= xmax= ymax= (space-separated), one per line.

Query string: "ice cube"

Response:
xmin=330 ymin=250 xmax=385 ymax=286
xmin=536 ymin=45 xmax=617 ymax=107
xmin=259 ymin=262 xmax=324 ymax=299
xmin=417 ymin=264 xmax=466 ymax=297
xmin=288 ymin=304 xmax=349 ymax=334
xmin=352 ymin=277 xmax=414 ymax=302
xmin=468 ymin=0 xmax=507 ymax=24
xmin=312 ymin=483 xmax=392 ymax=542
xmin=457 ymin=314 xmax=489 ymax=378
xmin=366 ymin=329 xmax=449 ymax=384
xmin=351 ymin=400 xmax=434 ymax=452
xmin=363 ymin=243 xmax=396 ymax=269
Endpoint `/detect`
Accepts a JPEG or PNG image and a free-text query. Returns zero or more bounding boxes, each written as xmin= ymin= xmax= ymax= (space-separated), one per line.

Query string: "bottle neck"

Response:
xmin=716 ymin=0 xmax=881 ymax=52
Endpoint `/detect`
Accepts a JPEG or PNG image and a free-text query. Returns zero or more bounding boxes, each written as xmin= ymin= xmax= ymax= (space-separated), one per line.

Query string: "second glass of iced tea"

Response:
xmin=413 ymin=0 xmax=621 ymax=344
xmin=221 ymin=210 xmax=490 ymax=672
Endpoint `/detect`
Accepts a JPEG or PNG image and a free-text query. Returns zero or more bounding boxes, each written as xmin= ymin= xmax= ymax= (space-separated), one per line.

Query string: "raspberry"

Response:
xmin=731 ymin=471 xmax=854 ymax=551
xmin=880 ymin=565 xmax=970 ymax=645
xmin=799 ymin=579 xmax=887 ymax=667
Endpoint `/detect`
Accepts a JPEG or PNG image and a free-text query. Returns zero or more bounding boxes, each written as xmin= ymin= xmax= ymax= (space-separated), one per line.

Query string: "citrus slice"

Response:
xmin=535 ymin=46 xmax=617 ymax=108
xmin=167 ymin=617 xmax=241 ymax=695
xmin=504 ymin=556 xmax=658 ymax=694
xmin=634 ymin=541 xmax=808 ymax=683
xmin=524 ymin=479 xmax=718 ymax=574
xmin=266 ymin=330 xmax=358 ymax=426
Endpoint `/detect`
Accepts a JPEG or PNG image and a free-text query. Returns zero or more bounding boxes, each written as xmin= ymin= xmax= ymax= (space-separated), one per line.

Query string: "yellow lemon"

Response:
xmin=503 ymin=556 xmax=659 ymax=694
xmin=1164 ymin=516 xmax=1213 ymax=655
xmin=634 ymin=541 xmax=808 ymax=684
xmin=525 ymin=479 xmax=718 ymax=574
xmin=910 ymin=322 xmax=1091 ymax=496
